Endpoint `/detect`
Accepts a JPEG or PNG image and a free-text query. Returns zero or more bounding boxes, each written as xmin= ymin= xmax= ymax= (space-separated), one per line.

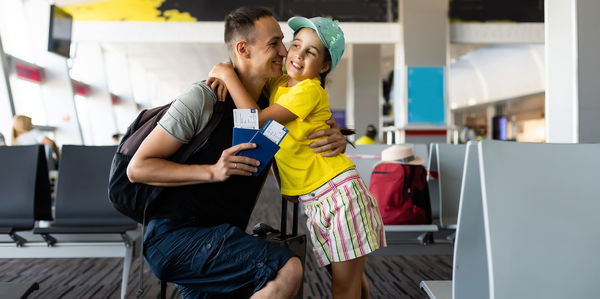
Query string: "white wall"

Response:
xmin=23 ymin=0 xmax=82 ymax=145
xmin=0 ymin=36 xmax=13 ymax=143
xmin=69 ymin=42 xmax=116 ymax=145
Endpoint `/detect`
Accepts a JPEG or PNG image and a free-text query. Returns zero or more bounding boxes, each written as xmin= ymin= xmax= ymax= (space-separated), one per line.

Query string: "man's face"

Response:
xmin=247 ymin=16 xmax=287 ymax=79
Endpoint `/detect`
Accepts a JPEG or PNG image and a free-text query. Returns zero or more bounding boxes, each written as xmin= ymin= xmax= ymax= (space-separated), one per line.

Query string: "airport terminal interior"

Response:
xmin=1 ymin=0 xmax=599 ymax=298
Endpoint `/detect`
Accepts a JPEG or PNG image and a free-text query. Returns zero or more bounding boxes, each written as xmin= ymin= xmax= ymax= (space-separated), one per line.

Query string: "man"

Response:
xmin=127 ymin=7 xmax=346 ymax=298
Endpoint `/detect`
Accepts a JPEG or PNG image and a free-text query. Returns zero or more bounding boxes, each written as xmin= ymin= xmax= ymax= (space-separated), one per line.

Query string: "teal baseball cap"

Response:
xmin=287 ymin=16 xmax=345 ymax=72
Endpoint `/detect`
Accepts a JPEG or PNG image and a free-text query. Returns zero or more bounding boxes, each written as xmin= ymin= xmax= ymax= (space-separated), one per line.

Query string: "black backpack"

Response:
xmin=108 ymin=100 xmax=224 ymax=224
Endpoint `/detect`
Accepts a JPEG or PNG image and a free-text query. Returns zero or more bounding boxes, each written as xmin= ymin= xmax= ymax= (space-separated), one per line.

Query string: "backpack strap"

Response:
xmin=172 ymin=100 xmax=225 ymax=163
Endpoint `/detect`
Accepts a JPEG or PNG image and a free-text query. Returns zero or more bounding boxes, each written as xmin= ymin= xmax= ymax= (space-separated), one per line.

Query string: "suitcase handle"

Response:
xmin=280 ymin=197 xmax=299 ymax=238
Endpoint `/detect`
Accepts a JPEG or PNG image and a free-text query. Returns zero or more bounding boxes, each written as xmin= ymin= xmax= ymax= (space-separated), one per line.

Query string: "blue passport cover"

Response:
xmin=238 ymin=131 xmax=280 ymax=176
xmin=232 ymin=128 xmax=259 ymax=145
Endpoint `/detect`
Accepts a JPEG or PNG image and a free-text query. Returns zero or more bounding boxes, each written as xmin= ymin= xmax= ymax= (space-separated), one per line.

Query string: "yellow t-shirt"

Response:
xmin=266 ymin=75 xmax=355 ymax=196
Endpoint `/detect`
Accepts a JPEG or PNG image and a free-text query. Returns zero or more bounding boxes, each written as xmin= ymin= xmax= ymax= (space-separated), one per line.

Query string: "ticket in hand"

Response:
xmin=233 ymin=109 xmax=259 ymax=129
xmin=260 ymin=119 xmax=289 ymax=145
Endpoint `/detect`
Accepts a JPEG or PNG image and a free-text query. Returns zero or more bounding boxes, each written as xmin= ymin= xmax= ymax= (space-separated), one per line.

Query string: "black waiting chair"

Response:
xmin=0 ymin=145 xmax=52 ymax=247
xmin=32 ymin=145 xmax=138 ymax=299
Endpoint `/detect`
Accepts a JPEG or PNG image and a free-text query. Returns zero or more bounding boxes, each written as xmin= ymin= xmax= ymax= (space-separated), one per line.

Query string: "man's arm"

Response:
xmin=127 ymin=126 xmax=260 ymax=186
xmin=308 ymin=118 xmax=347 ymax=157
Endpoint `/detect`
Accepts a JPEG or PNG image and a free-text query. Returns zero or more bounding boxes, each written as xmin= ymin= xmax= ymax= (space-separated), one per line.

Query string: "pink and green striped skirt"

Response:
xmin=299 ymin=167 xmax=387 ymax=267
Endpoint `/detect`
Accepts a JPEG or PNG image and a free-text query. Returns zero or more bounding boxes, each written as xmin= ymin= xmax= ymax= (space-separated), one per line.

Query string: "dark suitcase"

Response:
xmin=252 ymin=197 xmax=307 ymax=299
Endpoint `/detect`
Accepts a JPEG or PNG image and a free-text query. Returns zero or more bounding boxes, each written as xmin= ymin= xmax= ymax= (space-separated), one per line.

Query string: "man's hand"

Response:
xmin=210 ymin=143 xmax=260 ymax=181
xmin=308 ymin=118 xmax=347 ymax=157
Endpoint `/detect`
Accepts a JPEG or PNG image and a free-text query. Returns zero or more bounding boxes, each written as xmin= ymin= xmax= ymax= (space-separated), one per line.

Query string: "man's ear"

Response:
xmin=235 ymin=41 xmax=251 ymax=58
xmin=320 ymin=61 xmax=331 ymax=74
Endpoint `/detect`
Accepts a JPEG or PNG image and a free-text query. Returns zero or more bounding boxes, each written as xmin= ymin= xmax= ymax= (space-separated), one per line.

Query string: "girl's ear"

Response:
xmin=320 ymin=60 xmax=331 ymax=74
xmin=235 ymin=41 xmax=251 ymax=58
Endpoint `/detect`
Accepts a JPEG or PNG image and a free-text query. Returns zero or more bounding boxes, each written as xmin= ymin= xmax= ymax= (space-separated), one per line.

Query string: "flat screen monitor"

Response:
xmin=47 ymin=5 xmax=73 ymax=58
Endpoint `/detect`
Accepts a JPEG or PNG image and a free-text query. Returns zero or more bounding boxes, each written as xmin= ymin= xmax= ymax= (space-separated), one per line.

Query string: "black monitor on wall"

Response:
xmin=47 ymin=5 xmax=73 ymax=58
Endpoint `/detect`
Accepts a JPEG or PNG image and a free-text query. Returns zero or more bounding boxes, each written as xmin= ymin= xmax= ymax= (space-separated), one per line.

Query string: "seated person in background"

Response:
xmin=111 ymin=133 xmax=123 ymax=144
xmin=11 ymin=115 xmax=60 ymax=161
xmin=355 ymin=124 xmax=377 ymax=145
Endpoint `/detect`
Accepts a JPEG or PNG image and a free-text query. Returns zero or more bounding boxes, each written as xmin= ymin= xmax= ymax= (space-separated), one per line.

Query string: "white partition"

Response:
xmin=437 ymin=144 xmax=467 ymax=228
xmin=478 ymin=141 xmax=600 ymax=299
xmin=427 ymin=143 xmax=440 ymax=219
xmin=453 ymin=141 xmax=488 ymax=299
xmin=427 ymin=143 xmax=467 ymax=227
xmin=421 ymin=141 xmax=487 ymax=299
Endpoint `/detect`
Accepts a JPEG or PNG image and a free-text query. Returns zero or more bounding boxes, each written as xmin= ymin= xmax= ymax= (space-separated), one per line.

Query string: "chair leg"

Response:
xmin=121 ymin=245 xmax=133 ymax=299
xmin=160 ymin=280 xmax=167 ymax=299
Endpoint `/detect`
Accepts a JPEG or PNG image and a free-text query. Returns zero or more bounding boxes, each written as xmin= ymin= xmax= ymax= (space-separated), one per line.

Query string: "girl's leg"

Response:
xmin=325 ymin=263 xmax=370 ymax=299
xmin=329 ymin=256 xmax=367 ymax=299
xmin=361 ymin=272 xmax=370 ymax=299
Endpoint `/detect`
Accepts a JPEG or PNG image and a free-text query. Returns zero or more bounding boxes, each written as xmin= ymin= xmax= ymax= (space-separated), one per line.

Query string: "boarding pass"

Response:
xmin=233 ymin=109 xmax=259 ymax=129
xmin=260 ymin=119 xmax=289 ymax=145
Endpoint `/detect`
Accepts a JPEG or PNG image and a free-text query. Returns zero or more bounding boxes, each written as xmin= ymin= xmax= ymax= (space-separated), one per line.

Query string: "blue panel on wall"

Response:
xmin=407 ymin=67 xmax=445 ymax=125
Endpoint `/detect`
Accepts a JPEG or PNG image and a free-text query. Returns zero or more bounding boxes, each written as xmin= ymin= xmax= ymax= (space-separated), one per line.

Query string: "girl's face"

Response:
xmin=285 ymin=28 xmax=331 ymax=82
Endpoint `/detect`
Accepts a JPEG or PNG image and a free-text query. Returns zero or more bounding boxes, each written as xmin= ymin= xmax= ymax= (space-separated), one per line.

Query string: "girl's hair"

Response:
xmin=318 ymin=50 xmax=332 ymax=88
xmin=12 ymin=115 xmax=33 ymax=145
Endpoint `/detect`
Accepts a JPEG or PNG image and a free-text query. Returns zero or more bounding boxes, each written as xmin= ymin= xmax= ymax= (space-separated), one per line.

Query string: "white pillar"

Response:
xmin=394 ymin=0 xmax=449 ymax=143
xmin=350 ymin=44 xmax=381 ymax=140
xmin=545 ymin=0 xmax=600 ymax=143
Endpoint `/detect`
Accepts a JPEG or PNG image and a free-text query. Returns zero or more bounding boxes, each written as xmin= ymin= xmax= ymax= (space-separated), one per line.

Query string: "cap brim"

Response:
xmin=288 ymin=17 xmax=327 ymax=47
xmin=288 ymin=17 xmax=317 ymax=33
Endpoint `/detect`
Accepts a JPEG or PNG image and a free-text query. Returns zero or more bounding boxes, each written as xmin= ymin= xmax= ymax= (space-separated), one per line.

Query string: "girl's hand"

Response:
xmin=208 ymin=62 xmax=235 ymax=81
xmin=207 ymin=77 xmax=228 ymax=101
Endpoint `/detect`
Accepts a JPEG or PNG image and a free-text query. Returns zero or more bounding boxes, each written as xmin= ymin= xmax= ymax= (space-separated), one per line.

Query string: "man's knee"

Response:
xmin=278 ymin=257 xmax=303 ymax=295
xmin=283 ymin=257 xmax=303 ymax=281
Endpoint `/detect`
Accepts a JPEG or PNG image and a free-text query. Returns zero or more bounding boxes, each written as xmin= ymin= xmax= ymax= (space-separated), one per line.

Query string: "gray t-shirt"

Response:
xmin=158 ymin=82 xmax=217 ymax=143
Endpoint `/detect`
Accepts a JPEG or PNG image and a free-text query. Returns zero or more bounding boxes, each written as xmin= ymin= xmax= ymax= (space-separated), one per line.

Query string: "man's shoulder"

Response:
xmin=176 ymin=81 xmax=217 ymax=112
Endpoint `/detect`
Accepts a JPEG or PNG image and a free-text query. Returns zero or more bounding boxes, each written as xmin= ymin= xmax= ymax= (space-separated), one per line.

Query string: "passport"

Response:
xmin=237 ymin=131 xmax=280 ymax=176
xmin=233 ymin=119 xmax=288 ymax=176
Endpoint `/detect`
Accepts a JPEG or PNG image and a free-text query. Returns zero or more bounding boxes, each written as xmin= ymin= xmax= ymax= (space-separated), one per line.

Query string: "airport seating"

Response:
xmin=0 ymin=145 xmax=139 ymax=299
xmin=346 ymin=144 xmax=438 ymax=245
xmin=0 ymin=145 xmax=52 ymax=247
xmin=421 ymin=141 xmax=488 ymax=298
xmin=427 ymin=144 xmax=467 ymax=229
xmin=421 ymin=140 xmax=600 ymax=298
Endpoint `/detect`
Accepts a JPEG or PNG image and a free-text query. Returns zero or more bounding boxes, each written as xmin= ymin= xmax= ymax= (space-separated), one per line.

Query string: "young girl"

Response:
xmin=209 ymin=16 xmax=386 ymax=299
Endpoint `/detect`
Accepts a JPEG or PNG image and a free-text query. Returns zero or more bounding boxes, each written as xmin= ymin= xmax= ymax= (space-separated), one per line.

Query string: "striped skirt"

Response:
xmin=299 ymin=167 xmax=387 ymax=267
